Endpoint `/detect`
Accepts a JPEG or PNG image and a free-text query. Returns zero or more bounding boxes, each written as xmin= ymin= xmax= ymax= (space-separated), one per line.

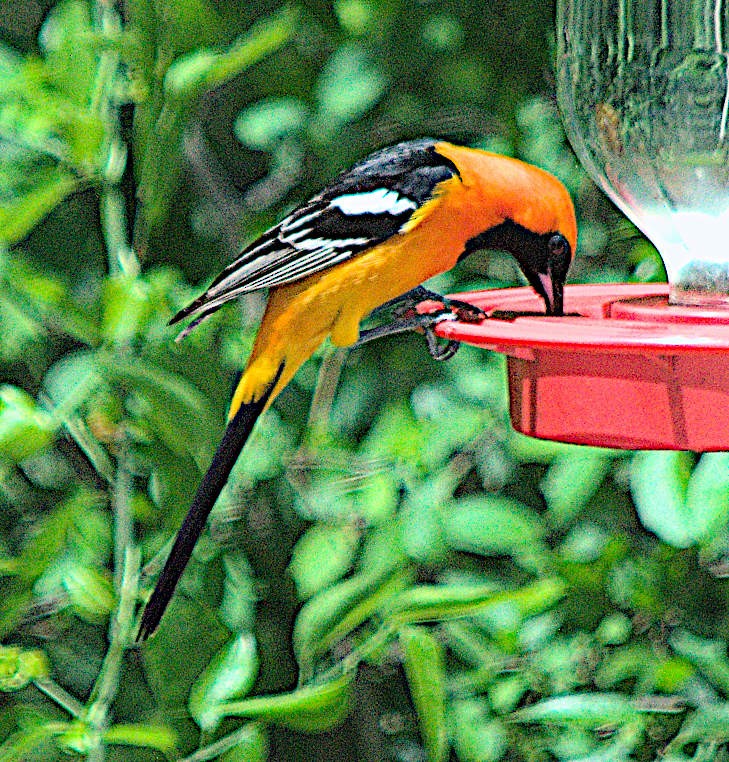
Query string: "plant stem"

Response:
xmin=305 ymin=347 xmax=348 ymax=439
xmin=92 ymin=0 xmax=140 ymax=277
xmin=101 ymin=183 xmax=139 ymax=278
xmin=112 ymin=437 xmax=133 ymax=591
xmin=84 ymin=547 xmax=140 ymax=758
xmin=177 ymin=723 xmax=263 ymax=762
xmin=33 ymin=677 xmax=85 ymax=718
xmin=314 ymin=619 xmax=398 ymax=689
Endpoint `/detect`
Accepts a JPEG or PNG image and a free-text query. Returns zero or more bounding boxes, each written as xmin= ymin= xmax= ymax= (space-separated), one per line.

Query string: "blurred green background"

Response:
xmin=2 ymin=1 xmax=729 ymax=760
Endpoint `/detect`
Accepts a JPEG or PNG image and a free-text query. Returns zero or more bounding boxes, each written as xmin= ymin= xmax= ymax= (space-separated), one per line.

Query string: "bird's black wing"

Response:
xmin=170 ymin=139 xmax=459 ymax=328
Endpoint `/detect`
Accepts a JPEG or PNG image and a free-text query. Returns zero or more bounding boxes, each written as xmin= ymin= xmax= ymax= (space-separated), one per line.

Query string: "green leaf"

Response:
xmin=39 ymin=0 xmax=96 ymax=107
xmin=0 ymin=385 xmax=56 ymax=462
xmin=449 ymin=699 xmax=507 ymax=762
xmin=189 ymin=633 xmax=259 ymax=731
xmin=141 ymin=596 xmax=229 ymax=713
xmin=234 ymin=97 xmax=307 ymax=150
xmin=218 ymin=672 xmax=354 ymax=732
xmin=132 ymin=0 xmax=225 ymax=57
xmin=595 ymin=612 xmax=632 ymax=646
xmin=400 ymin=469 xmax=459 ymax=564
xmin=410 ymin=384 xmax=487 ymax=469
xmin=1 ymin=252 xmax=98 ymax=346
xmin=630 ymin=451 xmax=729 ymax=549
xmin=596 ymin=643 xmax=692 ymax=695
xmin=102 ymin=723 xmax=177 ymax=754
xmin=57 ymin=719 xmax=96 ymax=754
xmin=559 ymin=522 xmax=611 ymax=563
xmin=67 ymin=503 xmax=113 ymax=567
xmin=101 ymin=274 xmax=156 ymax=345
xmin=444 ymin=619 xmax=500 ymax=671
xmin=4 ymin=491 xmax=103 ymax=634
xmin=508 ymin=431 xmax=583 ymax=464
xmin=289 ymin=524 xmax=360 ymax=600
xmin=43 ymin=352 xmax=104 ymax=423
xmin=669 ymin=704 xmax=729 ymax=748
xmin=219 ymin=723 xmax=268 ymax=762
xmin=631 ymin=451 xmax=695 ymax=547
xmin=653 ymin=658 xmax=695 ymax=694
xmin=163 ymin=6 xmax=299 ymax=102
xmin=684 ymin=453 xmax=729 ymax=543
xmin=0 ymin=294 xmax=46 ymax=363
xmin=0 ymin=168 xmax=80 ymax=246
xmin=293 ymin=534 xmax=413 ymax=679
xmin=353 ymin=469 xmax=399 ymax=525
xmin=594 ymin=644 xmax=659 ymax=690
xmin=669 ymin=629 xmax=729 ymax=696
xmin=541 ymin=451 xmax=614 ymax=527
xmin=0 ymin=723 xmax=68 ymax=762
xmin=442 ymin=495 xmax=547 ymax=572
xmin=334 ymin=0 xmax=377 ymax=35
xmin=61 ymin=563 xmax=116 ymax=624
xmin=16 ymin=489 xmax=102 ymax=583
xmin=385 ymin=578 xmax=566 ymax=626
xmin=314 ymin=44 xmax=386 ymax=134
xmin=219 ymin=552 xmax=257 ymax=632
xmin=399 ymin=626 xmax=448 ymax=762
xmin=360 ymin=401 xmax=425 ymax=465
xmin=400 ymin=495 xmax=448 ymax=564
xmin=138 ymin=6 xmax=298 ymax=233
xmin=518 ymin=611 xmax=563 ymax=651
xmin=144 ymin=445 xmax=202 ymax=520
xmin=512 ymin=693 xmax=639 ymax=727
xmin=554 ymin=722 xmax=646 ymax=762
xmin=0 ymin=646 xmax=50 ymax=691
xmin=96 ymin=351 xmax=217 ymax=461
xmin=488 ymin=675 xmax=529 ymax=715
xmin=422 ymin=14 xmax=464 ymax=51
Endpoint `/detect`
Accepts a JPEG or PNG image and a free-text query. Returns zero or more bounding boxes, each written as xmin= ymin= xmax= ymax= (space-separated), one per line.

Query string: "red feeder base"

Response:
xmin=435 ymin=284 xmax=729 ymax=451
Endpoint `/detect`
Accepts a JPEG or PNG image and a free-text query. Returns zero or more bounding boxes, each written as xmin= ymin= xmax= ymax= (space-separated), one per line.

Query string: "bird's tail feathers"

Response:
xmin=136 ymin=363 xmax=285 ymax=640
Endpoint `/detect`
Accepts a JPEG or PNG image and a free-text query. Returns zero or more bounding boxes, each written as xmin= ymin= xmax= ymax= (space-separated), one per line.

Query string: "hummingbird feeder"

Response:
xmin=437 ymin=0 xmax=729 ymax=451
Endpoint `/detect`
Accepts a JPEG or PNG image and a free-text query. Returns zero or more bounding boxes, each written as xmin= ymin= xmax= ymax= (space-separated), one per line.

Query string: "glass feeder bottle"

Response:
xmin=557 ymin=0 xmax=729 ymax=307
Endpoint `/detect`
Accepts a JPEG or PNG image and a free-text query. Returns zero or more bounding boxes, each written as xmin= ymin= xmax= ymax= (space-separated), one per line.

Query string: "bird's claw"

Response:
xmin=385 ymin=287 xmax=485 ymax=323
xmin=355 ymin=308 xmax=462 ymax=360
xmin=442 ymin=298 xmax=486 ymax=323
xmin=424 ymin=326 xmax=461 ymax=361
xmin=356 ymin=287 xmax=485 ymax=360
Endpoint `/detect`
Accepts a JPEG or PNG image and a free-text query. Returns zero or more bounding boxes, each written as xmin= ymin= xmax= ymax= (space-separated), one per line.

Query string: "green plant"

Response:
xmin=2 ymin=2 xmax=729 ymax=761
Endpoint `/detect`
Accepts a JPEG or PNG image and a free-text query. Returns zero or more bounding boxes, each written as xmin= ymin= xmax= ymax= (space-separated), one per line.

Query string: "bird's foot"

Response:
xmin=357 ymin=287 xmax=485 ymax=361
xmin=372 ymin=286 xmax=485 ymax=323
xmin=355 ymin=310 xmax=460 ymax=359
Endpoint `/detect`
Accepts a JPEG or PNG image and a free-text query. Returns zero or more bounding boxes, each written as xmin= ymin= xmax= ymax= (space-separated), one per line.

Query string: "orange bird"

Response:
xmin=138 ymin=139 xmax=577 ymax=638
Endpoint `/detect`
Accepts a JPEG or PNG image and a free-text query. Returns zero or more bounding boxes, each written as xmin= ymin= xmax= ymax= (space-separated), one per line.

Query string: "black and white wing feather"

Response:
xmin=171 ymin=139 xmax=459 ymax=331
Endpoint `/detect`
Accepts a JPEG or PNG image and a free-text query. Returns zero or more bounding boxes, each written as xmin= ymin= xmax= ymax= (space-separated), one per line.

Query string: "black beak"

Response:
xmin=538 ymin=271 xmax=564 ymax=316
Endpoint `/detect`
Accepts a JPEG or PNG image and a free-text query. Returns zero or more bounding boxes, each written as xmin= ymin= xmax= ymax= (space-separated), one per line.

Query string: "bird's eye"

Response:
xmin=548 ymin=234 xmax=568 ymax=258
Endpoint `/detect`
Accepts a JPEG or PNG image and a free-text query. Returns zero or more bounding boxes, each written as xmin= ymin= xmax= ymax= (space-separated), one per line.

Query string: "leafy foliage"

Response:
xmin=1 ymin=1 xmax=727 ymax=761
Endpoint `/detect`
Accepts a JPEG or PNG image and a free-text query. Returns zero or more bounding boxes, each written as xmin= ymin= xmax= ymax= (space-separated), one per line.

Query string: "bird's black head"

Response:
xmin=462 ymin=220 xmax=573 ymax=315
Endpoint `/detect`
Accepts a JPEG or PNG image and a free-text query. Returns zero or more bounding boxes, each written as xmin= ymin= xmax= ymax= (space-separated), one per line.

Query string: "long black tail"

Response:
xmin=137 ymin=365 xmax=283 ymax=640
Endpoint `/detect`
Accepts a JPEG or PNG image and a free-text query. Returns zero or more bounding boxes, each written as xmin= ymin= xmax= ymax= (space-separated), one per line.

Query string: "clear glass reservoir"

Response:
xmin=556 ymin=0 xmax=729 ymax=306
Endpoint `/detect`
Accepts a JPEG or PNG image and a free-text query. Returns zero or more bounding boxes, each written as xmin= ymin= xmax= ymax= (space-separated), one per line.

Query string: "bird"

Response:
xmin=136 ymin=138 xmax=577 ymax=639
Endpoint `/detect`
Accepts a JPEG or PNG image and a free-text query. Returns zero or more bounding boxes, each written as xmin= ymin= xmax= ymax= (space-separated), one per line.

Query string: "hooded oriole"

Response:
xmin=137 ymin=138 xmax=577 ymax=638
